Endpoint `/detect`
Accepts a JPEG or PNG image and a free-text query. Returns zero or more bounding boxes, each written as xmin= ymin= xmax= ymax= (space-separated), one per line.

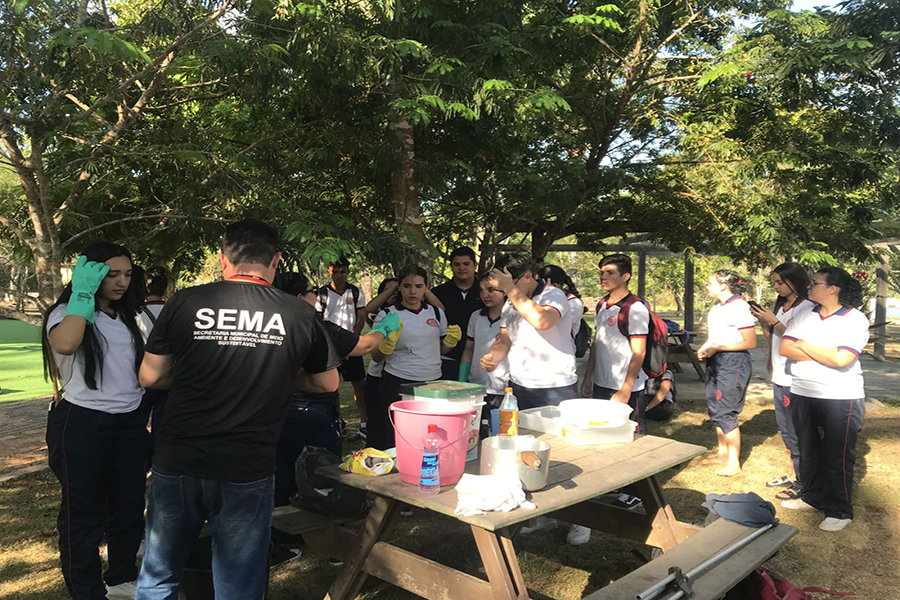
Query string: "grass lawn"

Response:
xmin=2 ymin=374 xmax=899 ymax=600
xmin=0 ymin=319 xmax=53 ymax=403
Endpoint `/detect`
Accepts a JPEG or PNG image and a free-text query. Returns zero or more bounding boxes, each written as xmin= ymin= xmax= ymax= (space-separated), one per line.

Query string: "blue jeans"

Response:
xmin=274 ymin=400 xmax=342 ymax=506
xmin=135 ymin=468 xmax=274 ymax=600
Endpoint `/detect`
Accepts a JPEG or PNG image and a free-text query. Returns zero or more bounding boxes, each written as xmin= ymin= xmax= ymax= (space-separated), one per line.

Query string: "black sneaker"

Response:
xmin=614 ymin=493 xmax=643 ymax=510
xmin=358 ymin=423 xmax=368 ymax=441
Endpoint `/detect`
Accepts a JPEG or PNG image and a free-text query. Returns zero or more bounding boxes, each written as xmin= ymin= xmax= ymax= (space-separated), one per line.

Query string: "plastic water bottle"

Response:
xmin=499 ymin=387 xmax=519 ymax=436
xmin=418 ymin=424 xmax=441 ymax=495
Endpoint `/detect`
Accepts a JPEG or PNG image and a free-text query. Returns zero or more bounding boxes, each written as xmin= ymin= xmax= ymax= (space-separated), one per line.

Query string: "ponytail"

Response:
xmin=713 ymin=269 xmax=752 ymax=296
xmin=817 ymin=266 xmax=864 ymax=308
xmin=535 ymin=264 xmax=580 ymax=297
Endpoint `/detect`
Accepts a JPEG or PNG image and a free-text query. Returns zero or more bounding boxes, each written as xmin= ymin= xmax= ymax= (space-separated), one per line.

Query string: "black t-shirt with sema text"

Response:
xmin=432 ymin=279 xmax=484 ymax=362
xmin=146 ymin=280 xmax=340 ymax=482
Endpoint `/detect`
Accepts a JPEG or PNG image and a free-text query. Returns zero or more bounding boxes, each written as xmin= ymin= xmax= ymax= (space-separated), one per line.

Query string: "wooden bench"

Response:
xmin=583 ymin=518 xmax=798 ymax=600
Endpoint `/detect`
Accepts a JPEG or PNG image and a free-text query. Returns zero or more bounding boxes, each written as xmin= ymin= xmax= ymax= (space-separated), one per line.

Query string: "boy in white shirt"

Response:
xmin=481 ymin=254 xmax=577 ymax=409
xmin=317 ymin=257 xmax=369 ymax=436
xmin=581 ymin=254 xmax=649 ymax=433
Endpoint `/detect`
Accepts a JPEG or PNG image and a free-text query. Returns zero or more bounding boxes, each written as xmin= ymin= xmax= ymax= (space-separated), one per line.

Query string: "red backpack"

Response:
xmin=605 ymin=293 xmax=668 ymax=379
xmin=743 ymin=566 xmax=855 ymax=599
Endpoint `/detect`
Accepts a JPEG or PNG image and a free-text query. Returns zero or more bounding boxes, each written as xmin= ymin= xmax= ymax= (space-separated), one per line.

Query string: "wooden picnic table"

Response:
xmin=314 ymin=432 xmax=706 ymax=600
xmin=667 ymin=330 xmax=707 ymax=382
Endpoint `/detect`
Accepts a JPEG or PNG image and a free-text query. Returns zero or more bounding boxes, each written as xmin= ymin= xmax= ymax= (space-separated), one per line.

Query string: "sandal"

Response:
xmin=766 ymin=475 xmax=791 ymax=488
xmin=776 ymin=482 xmax=802 ymax=500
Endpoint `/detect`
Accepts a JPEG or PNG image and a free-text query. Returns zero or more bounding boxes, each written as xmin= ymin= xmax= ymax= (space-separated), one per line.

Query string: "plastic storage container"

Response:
xmin=518 ymin=406 xmax=564 ymax=436
xmin=558 ymin=399 xmax=634 ymax=429
xmin=560 ymin=420 xmax=637 ymax=445
xmin=400 ymin=380 xmax=486 ymax=462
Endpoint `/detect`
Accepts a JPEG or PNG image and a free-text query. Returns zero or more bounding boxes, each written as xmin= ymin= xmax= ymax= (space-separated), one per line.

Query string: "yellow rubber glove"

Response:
xmin=379 ymin=320 xmax=403 ymax=355
xmin=442 ymin=324 xmax=462 ymax=349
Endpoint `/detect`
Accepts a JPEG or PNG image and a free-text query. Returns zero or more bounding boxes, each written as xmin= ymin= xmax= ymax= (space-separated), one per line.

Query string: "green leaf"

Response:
xmin=482 ymin=79 xmax=513 ymax=91
xmin=13 ymin=0 xmax=29 ymax=14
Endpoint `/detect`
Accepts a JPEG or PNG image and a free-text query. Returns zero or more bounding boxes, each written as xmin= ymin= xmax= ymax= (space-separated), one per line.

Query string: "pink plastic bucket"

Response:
xmin=389 ymin=400 xmax=476 ymax=486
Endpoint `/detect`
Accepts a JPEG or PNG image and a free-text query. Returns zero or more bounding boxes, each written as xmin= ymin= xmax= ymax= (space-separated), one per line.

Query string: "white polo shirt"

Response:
xmin=592 ymin=294 xmax=649 ymax=392
xmin=771 ymin=298 xmax=813 ymax=387
xmin=374 ymin=302 xmax=447 ymax=381
xmin=137 ymin=301 xmax=166 ymax=342
xmin=317 ymin=284 xmax=366 ymax=332
xmin=47 ymin=305 xmax=143 ymax=414
xmin=501 ymin=282 xmax=576 ymax=389
xmin=706 ymin=295 xmax=755 ymax=346
xmin=567 ymin=293 xmax=585 ymax=338
xmin=467 ymin=306 xmax=509 ymax=395
xmin=783 ymin=303 xmax=868 ymax=400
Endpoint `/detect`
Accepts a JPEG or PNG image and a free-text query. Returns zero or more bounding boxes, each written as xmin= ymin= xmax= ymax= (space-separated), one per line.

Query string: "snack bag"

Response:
xmin=339 ymin=448 xmax=395 ymax=476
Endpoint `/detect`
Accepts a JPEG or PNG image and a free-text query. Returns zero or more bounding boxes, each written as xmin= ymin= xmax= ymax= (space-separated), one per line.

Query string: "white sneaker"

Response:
xmin=519 ymin=516 xmax=558 ymax=534
xmin=106 ymin=581 xmax=138 ymax=600
xmin=819 ymin=517 xmax=852 ymax=532
xmin=780 ymin=498 xmax=816 ymax=511
xmin=566 ymin=524 xmax=591 ymax=546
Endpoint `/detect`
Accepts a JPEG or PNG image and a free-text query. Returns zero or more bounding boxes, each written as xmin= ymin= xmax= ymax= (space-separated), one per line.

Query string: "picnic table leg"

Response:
xmin=325 ymin=496 xmax=400 ymax=600
xmin=471 ymin=525 xmax=529 ymax=600
xmin=687 ymin=344 xmax=707 ymax=381
xmin=631 ymin=475 xmax=695 ymax=552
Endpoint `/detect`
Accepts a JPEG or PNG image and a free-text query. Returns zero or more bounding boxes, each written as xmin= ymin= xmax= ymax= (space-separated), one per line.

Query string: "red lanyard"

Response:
xmin=227 ymin=274 xmax=271 ymax=285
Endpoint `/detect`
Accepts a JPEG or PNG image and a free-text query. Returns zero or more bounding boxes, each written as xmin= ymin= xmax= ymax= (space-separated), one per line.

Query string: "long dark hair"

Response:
xmin=535 ymin=264 xmax=581 ymax=298
xmin=42 ymin=242 xmax=146 ymax=391
xmin=713 ymin=269 xmax=752 ymax=296
xmin=770 ymin=263 xmax=810 ymax=330
xmin=816 ymin=266 xmax=864 ymax=308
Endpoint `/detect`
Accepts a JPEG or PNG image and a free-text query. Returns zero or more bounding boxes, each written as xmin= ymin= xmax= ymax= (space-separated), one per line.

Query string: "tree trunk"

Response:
xmin=531 ymin=226 xmax=555 ymax=265
xmin=389 ymin=113 xmax=429 ymax=260
xmin=672 ymin=283 xmax=684 ymax=316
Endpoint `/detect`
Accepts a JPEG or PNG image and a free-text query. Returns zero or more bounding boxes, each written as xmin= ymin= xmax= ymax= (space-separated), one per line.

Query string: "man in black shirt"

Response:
xmin=273 ymin=273 xmax=401 ymax=506
xmin=432 ymin=246 xmax=484 ymax=380
xmin=135 ymin=220 xmax=340 ymax=600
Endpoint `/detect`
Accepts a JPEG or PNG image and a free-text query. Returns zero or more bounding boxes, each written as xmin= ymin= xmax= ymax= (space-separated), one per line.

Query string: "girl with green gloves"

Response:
xmin=41 ymin=242 xmax=152 ymax=599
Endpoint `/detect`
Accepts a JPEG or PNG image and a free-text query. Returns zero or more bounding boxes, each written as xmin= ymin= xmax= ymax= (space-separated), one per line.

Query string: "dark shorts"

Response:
xmin=339 ymin=356 xmax=365 ymax=382
xmin=705 ymin=350 xmax=752 ymax=434
xmin=511 ymin=382 xmax=577 ymax=410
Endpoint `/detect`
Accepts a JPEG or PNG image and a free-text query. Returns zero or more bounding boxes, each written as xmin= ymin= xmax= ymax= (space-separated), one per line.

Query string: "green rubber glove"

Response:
xmin=458 ymin=362 xmax=472 ymax=382
xmin=371 ymin=312 xmax=402 ymax=338
xmin=442 ymin=324 xmax=462 ymax=348
xmin=66 ymin=255 xmax=109 ymax=323
xmin=379 ymin=321 xmax=404 ymax=355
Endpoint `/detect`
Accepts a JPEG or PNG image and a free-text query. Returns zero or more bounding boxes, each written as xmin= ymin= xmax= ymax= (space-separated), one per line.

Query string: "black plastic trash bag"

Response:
xmin=291 ymin=446 xmax=371 ymax=517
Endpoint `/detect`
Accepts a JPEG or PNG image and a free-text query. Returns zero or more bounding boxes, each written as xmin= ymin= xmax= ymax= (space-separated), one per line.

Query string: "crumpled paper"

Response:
xmin=454 ymin=473 xmax=536 ymax=517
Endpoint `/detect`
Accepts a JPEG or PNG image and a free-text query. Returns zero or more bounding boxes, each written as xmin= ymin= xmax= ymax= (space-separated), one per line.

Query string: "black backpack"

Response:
xmin=318 ymin=284 xmax=361 ymax=312
xmin=574 ymin=318 xmax=592 ymax=359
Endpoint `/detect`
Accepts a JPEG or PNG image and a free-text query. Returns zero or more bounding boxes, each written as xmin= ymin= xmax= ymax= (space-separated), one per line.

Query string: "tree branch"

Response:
xmin=65 ymin=0 xmax=233 ymax=127
xmin=0 ymin=213 xmax=34 ymax=245
xmin=0 ymin=305 xmax=43 ymax=326
xmin=61 ymin=213 xmax=234 ymax=249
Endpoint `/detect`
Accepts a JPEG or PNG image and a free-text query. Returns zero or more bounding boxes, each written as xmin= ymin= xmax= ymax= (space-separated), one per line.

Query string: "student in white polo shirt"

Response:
xmin=697 ymin=270 xmax=757 ymax=477
xmin=317 ymin=257 xmax=369 ymax=437
xmin=459 ymin=278 xmax=510 ymax=435
xmin=778 ymin=267 xmax=868 ymax=533
xmin=481 ymin=254 xmax=577 ymax=408
xmin=42 ymin=242 xmax=151 ymax=600
xmin=369 ymin=266 xmax=461 ymax=450
xmin=581 ymin=254 xmax=649 ymax=432
xmin=749 ymin=262 xmax=812 ymax=500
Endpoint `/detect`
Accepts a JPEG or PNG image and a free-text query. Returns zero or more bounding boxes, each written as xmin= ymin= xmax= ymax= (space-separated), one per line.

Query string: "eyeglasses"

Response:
xmin=808 ymin=281 xmax=828 ymax=289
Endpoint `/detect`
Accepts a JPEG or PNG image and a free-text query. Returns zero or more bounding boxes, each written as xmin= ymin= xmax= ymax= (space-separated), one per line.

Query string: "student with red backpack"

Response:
xmin=697 ymin=270 xmax=757 ymax=477
xmin=582 ymin=254 xmax=669 ymax=434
